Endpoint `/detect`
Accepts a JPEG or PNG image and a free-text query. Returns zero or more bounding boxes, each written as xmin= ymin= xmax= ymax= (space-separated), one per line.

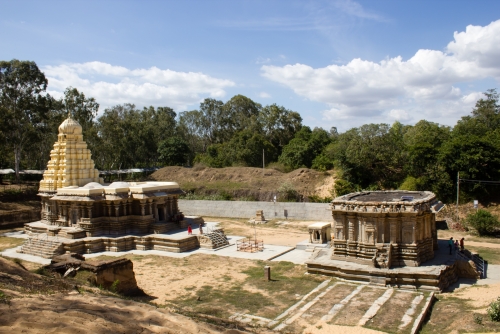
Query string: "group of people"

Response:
xmin=187 ymin=223 xmax=203 ymax=235
xmin=448 ymin=237 xmax=465 ymax=255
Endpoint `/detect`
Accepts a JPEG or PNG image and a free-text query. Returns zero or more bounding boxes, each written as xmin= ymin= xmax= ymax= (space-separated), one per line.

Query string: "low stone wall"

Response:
xmin=0 ymin=209 xmax=40 ymax=228
xmin=49 ymin=254 xmax=140 ymax=294
xmin=178 ymin=200 xmax=332 ymax=221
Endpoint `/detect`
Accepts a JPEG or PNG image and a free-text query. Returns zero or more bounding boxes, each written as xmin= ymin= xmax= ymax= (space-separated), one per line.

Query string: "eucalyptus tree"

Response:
xmin=258 ymin=103 xmax=302 ymax=156
xmin=0 ymin=59 xmax=49 ymax=182
xmin=439 ymin=89 xmax=500 ymax=202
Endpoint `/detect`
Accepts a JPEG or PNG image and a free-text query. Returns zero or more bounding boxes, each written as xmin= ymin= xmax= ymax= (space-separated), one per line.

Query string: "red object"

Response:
xmin=187 ymin=225 xmax=192 ymax=235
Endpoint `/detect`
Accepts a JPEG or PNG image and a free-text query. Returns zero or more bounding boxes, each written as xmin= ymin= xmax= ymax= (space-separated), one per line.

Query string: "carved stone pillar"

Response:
xmin=75 ymin=206 xmax=80 ymax=224
xmin=347 ymin=215 xmax=356 ymax=242
xmin=115 ymin=203 xmax=120 ymax=217
xmin=173 ymin=197 xmax=178 ymax=214
xmin=87 ymin=204 xmax=93 ymax=219
xmin=140 ymin=202 xmax=146 ymax=216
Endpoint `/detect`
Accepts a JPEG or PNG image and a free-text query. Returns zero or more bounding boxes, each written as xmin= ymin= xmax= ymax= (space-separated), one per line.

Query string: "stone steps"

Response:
xmin=19 ymin=235 xmax=64 ymax=258
xmin=231 ymin=281 xmax=429 ymax=333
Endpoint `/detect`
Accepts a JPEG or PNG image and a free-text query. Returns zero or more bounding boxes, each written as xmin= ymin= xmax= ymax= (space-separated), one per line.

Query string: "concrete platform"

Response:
xmin=296 ymin=239 xmax=329 ymax=250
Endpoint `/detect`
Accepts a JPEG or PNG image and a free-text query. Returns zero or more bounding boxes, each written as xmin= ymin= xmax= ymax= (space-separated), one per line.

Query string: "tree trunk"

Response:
xmin=14 ymin=146 xmax=21 ymax=184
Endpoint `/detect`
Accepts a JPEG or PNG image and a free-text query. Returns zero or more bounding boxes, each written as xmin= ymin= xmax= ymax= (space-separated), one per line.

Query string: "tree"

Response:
xmin=0 ymin=60 xmax=48 ymax=182
xmin=439 ymin=89 xmax=500 ymax=201
xmin=158 ymin=137 xmax=190 ymax=166
xmin=329 ymin=123 xmax=407 ymax=190
xmin=259 ymin=104 xmax=302 ymax=156
xmin=222 ymin=94 xmax=261 ymax=136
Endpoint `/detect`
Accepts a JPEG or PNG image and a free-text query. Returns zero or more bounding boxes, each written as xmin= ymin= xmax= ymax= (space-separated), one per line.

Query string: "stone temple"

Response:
xmin=306 ymin=191 xmax=472 ymax=291
xmin=329 ymin=191 xmax=438 ymax=268
xmin=20 ymin=116 xmax=228 ymax=258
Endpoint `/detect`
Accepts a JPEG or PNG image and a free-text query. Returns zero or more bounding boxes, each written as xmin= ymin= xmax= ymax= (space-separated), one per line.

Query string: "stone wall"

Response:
xmin=178 ymin=200 xmax=332 ymax=221
xmin=49 ymin=254 xmax=140 ymax=294
xmin=0 ymin=209 xmax=40 ymax=228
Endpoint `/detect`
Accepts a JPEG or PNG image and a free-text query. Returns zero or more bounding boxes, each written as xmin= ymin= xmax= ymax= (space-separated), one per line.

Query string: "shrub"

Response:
xmin=311 ymin=154 xmax=333 ymax=171
xmin=466 ymin=209 xmax=500 ymax=236
xmin=487 ymin=296 xmax=500 ymax=322
xmin=399 ymin=176 xmax=420 ymax=191
xmin=308 ymin=195 xmax=332 ymax=203
xmin=278 ymin=182 xmax=298 ymax=202
xmin=332 ymin=179 xmax=356 ymax=197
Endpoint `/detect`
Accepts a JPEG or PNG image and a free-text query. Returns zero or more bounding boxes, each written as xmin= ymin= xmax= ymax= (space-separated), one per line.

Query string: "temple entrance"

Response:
xmin=158 ymin=207 xmax=164 ymax=221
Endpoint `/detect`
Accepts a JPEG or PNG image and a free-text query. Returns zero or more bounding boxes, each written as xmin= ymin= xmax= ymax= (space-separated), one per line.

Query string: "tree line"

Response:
xmin=1 ymin=59 xmax=499 ymax=203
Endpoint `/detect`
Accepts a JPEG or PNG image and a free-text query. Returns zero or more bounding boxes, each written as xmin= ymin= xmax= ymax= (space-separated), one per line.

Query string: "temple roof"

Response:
xmin=58 ymin=116 xmax=82 ymax=135
xmin=344 ymin=191 xmax=430 ymax=203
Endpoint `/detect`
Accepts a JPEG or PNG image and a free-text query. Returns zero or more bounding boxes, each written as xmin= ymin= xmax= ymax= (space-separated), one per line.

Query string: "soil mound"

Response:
xmin=150 ymin=166 xmax=334 ymax=201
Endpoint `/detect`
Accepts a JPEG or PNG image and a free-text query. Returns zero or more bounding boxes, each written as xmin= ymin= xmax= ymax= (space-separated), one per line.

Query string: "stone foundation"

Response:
xmin=49 ymin=253 xmax=140 ymax=294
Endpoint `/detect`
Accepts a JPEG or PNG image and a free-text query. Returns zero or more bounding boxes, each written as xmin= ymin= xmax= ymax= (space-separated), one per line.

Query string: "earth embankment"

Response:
xmin=150 ymin=166 xmax=335 ymax=201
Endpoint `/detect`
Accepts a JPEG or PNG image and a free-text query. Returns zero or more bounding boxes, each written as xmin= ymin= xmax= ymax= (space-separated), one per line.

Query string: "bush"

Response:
xmin=311 ymin=154 xmax=333 ymax=171
xmin=466 ymin=209 xmax=500 ymax=236
xmin=487 ymin=297 xmax=500 ymax=322
xmin=399 ymin=176 xmax=420 ymax=191
xmin=332 ymin=179 xmax=356 ymax=197
xmin=278 ymin=182 xmax=298 ymax=202
xmin=308 ymin=195 xmax=332 ymax=203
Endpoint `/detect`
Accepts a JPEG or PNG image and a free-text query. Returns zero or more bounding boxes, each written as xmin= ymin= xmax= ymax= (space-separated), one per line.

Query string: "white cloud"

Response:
xmin=261 ymin=19 xmax=500 ymax=128
xmin=43 ymin=62 xmax=235 ymax=112
xmin=387 ymin=109 xmax=411 ymax=122
xmin=259 ymin=92 xmax=271 ymax=98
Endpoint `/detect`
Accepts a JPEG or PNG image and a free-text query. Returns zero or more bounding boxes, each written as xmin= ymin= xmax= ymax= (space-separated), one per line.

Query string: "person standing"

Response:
xmin=187 ymin=224 xmax=192 ymax=235
xmin=199 ymin=223 xmax=203 ymax=235
xmin=454 ymin=240 xmax=459 ymax=253
xmin=448 ymin=237 xmax=453 ymax=255
xmin=460 ymin=238 xmax=465 ymax=252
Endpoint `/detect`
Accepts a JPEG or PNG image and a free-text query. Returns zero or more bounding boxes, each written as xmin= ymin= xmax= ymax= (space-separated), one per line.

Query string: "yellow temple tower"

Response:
xmin=39 ymin=116 xmax=103 ymax=193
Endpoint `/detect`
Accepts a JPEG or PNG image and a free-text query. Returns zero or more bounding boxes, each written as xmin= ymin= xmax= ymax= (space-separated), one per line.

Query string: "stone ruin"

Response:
xmin=308 ymin=222 xmax=331 ymax=244
xmin=248 ymin=210 xmax=267 ymax=224
xmin=19 ymin=116 xmax=229 ymax=258
xmin=330 ymin=191 xmax=438 ymax=268
xmin=48 ymin=253 xmax=140 ymax=295
xmin=306 ymin=191 xmax=481 ymax=291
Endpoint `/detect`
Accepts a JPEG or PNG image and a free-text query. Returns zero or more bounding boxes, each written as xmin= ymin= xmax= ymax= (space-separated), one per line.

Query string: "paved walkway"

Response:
xmin=2 ymin=222 xmax=498 ymax=291
xmin=1 ymin=221 xmax=299 ymax=264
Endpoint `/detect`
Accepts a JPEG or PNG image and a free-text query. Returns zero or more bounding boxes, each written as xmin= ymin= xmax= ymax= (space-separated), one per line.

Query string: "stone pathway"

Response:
xmin=230 ymin=281 xmax=429 ymax=333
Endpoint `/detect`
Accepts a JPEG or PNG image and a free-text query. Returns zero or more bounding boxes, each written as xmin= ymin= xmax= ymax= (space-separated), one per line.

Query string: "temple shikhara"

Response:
xmin=20 ymin=116 xmax=227 ymax=257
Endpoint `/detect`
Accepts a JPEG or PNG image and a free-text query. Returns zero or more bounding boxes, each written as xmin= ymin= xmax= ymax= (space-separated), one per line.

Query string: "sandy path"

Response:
xmin=303 ymin=323 xmax=385 ymax=334
xmin=452 ymin=282 xmax=500 ymax=313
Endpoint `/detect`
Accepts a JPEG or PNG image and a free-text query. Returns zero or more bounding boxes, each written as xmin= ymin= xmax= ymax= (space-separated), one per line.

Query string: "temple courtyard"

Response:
xmin=2 ymin=218 xmax=500 ymax=333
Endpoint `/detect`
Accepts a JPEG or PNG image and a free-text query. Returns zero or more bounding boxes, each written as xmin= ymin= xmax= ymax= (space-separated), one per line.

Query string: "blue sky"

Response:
xmin=2 ymin=0 xmax=500 ymax=131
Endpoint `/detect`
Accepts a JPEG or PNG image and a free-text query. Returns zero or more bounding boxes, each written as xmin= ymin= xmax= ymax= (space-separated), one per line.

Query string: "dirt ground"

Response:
xmin=217 ymin=218 xmax=313 ymax=246
xmin=150 ymin=166 xmax=334 ymax=200
xmin=0 ymin=201 xmax=39 ymax=214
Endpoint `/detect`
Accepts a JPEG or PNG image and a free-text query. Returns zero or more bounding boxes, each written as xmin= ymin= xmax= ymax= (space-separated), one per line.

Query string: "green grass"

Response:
xmin=171 ymin=260 xmax=327 ymax=319
xmin=421 ymin=295 xmax=500 ymax=334
xmin=466 ymin=246 xmax=500 ymax=264
xmin=0 ymin=236 xmax=26 ymax=251
xmin=466 ymin=235 xmax=500 ymax=244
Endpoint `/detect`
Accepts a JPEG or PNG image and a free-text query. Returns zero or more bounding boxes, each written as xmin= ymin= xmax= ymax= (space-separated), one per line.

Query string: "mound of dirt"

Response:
xmin=0 ymin=256 xmax=252 ymax=333
xmin=150 ymin=166 xmax=335 ymax=201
